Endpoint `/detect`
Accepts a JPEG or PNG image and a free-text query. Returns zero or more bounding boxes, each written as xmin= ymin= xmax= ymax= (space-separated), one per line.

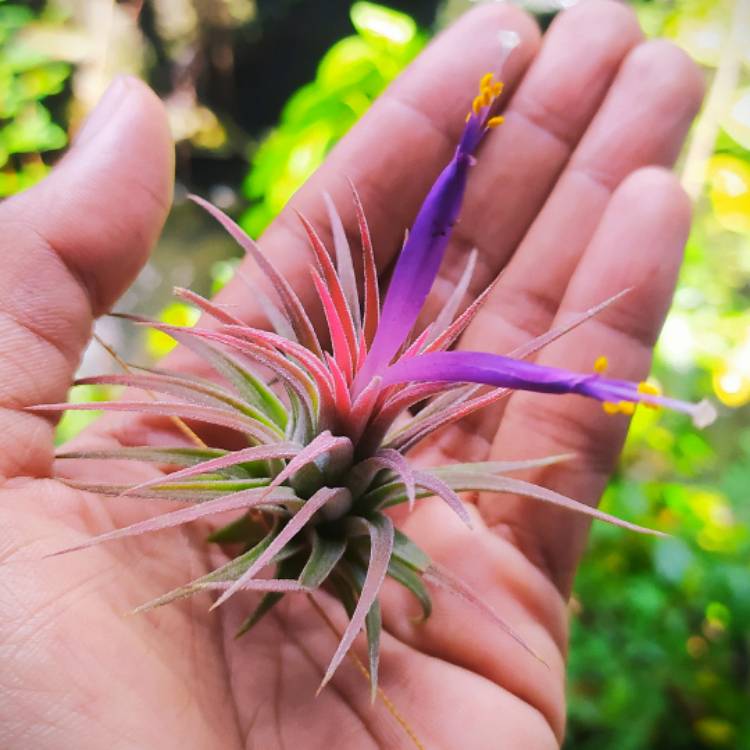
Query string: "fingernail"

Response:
xmin=74 ymin=76 xmax=131 ymax=147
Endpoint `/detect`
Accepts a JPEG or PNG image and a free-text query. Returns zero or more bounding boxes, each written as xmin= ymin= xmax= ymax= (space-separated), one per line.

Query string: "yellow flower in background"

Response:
xmin=146 ymin=301 xmax=200 ymax=358
xmin=708 ymin=155 xmax=750 ymax=235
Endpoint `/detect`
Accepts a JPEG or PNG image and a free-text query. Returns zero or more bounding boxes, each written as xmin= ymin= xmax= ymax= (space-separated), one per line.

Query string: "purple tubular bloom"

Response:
xmin=354 ymin=73 xmax=507 ymax=394
xmin=381 ymin=350 xmax=717 ymax=428
xmin=356 ymin=153 xmax=472 ymax=382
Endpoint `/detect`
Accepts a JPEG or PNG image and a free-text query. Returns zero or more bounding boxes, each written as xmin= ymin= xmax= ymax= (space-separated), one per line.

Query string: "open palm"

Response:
xmin=0 ymin=3 xmax=704 ymax=748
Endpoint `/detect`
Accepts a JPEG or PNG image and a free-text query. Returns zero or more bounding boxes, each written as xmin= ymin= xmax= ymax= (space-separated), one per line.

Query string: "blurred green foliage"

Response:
xmin=0 ymin=0 xmax=69 ymax=196
xmin=239 ymin=1 xmax=425 ymax=238
xmin=6 ymin=0 xmax=750 ymax=747
xmin=563 ymin=1 xmax=750 ymax=747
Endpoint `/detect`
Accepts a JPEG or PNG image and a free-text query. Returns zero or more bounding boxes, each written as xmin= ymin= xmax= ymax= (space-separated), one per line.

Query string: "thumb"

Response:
xmin=0 ymin=76 xmax=173 ymax=479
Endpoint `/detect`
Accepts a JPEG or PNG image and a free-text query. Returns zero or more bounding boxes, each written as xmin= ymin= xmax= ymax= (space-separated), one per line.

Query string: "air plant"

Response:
xmin=34 ymin=63 xmax=716 ymax=700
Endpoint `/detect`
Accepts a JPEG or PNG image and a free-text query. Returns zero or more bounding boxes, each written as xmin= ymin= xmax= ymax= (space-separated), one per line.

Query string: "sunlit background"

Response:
xmin=2 ymin=0 xmax=749 ymax=747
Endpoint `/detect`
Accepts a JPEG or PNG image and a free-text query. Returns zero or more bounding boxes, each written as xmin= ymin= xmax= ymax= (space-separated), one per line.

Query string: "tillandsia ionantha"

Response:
xmin=33 ymin=54 xmax=717 ymax=700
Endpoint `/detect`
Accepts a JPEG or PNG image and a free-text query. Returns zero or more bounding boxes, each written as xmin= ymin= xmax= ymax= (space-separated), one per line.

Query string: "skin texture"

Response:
xmin=0 ymin=2 xmax=704 ymax=748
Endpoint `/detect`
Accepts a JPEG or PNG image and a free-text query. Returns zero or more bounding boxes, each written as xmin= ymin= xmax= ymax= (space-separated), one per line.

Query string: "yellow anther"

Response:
xmin=637 ymin=381 xmax=661 ymax=396
xmin=486 ymin=115 xmax=504 ymax=128
xmin=618 ymin=401 xmax=636 ymax=416
xmin=602 ymin=400 xmax=635 ymax=416
xmin=465 ymin=112 xmax=471 ymax=123
xmin=593 ymin=355 xmax=609 ymax=374
xmin=637 ymin=381 xmax=661 ymax=410
xmin=469 ymin=74 xmax=506 ymax=122
xmin=479 ymin=72 xmax=495 ymax=91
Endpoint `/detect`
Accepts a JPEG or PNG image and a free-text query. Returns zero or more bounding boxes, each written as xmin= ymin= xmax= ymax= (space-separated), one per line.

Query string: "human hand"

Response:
xmin=0 ymin=2 xmax=703 ymax=748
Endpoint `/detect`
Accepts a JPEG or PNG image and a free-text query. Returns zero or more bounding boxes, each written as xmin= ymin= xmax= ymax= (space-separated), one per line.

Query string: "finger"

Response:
xmin=464 ymin=39 xmax=703 ymax=353
xmin=441 ymin=37 xmax=702 ymax=452
xmin=476 ymin=167 xmax=692 ymax=595
xmin=421 ymin=0 xmax=644 ymax=325
xmin=0 ymin=77 xmax=173 ymax=479
xmin=202 ymin=3 xmax=541 ymax=330
xmin=379 ymin=501 xmax=568 ymax=743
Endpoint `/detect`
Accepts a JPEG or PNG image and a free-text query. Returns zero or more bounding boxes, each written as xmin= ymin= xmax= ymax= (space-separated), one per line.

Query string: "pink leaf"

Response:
xmin=210 ymin=485 xmax=350 ymax=609
xmin=324 ymin=352 xmax=352 ymax=418
xmin=203 ymin=579 xmax=312 ymax=593
xmin=424 ymin=276 xmax=499 ymax=354
xmin=343 ymin=375 xmax=382 ymax=444
xmin=388 ymin=388 xmax=509 ymax=453
xmin=423 ymin=563 xmax=547 ymax=667
xmin=506 ymin=289 xmax=633 ymax=362
xmin=448 ymin=473 xmax=665 ymax=536
xmin=318 ymin=514 xmax=394 ymax=692
xmin=265 ymin=431 xmax=352 ymax=495
xmin=145 ymin=326 xmax=319 ymax=421
xmin=172 ymin=287 xmax=246 ymax=326
xmin=312 ymin=268 xmax=353 ymax=381
xmin=413 ymin=470 xmax=473 ymax=528
xmin=427 ymin=248 xmax=477 ymax=344
xmin=122 ymin=442 xmax=300 ymax=497
xmin=114 ymin=317 xmax=288 ymax=425
xmin=30 ymin=401 xmax=279 ymax=443
xmin=75 ymin=371 xmax=280 ymax=432
xmin=363 ymin=449 xmax=416 ymax=511
xmin=190 ymin=195 xmax=322 ymax=357
xmin=220 ymin=324 xmax=334 ymax=398
xmin=297 ymin=211 xmax=358 ymax=365
xmin=359 ymin=382 xmax=451 ymax=454
xmin=45 ymin=486 xmax=297 ymax=558
xmin=350 ymin=182 xmax=379 ymax=348
xmin=324 ymin=191 xmax=360 ymax=331
xmin=234 ymin=270 xmax=297 ymax=341
xmin=398 ymin=326 xmax=434 ymax=361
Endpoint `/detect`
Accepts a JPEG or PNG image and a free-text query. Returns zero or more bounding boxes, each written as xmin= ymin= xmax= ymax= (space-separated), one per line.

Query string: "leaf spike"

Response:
xmin=348 ymin=179 xmax=379 ymax=348
xmin=311 ymin=267 xmax=354 ymax=382
xmin=318 ymin=514 xmax=394 ymax=693
xmin=323 ymin=190 xmax=361 ymax=331
xmin=210 ymin=486 xmax=351 ymax=610
xmin=92 ymin=332 xmax=209 ymax=449
xmin=296 ymin=209 xmax=358 ymax=364
xmin=190 ymin=194 xmax=323 ymax=357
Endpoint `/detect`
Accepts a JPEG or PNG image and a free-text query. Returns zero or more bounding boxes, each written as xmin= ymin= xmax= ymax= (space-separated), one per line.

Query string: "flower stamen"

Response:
xmin=638 ymin=380 xmax=662 ymax=410
xmin=468 ymin=72 xmax=505 ymax=122
xmin=602 ymin=400 xmax=635 ymax=416
xmin=593 ymin=355 xmax=609 ymax=374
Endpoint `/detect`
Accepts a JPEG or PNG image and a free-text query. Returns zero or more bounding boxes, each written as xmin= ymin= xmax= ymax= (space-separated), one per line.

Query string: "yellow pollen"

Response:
xmin=593 ymin=355 xmax=609 ymax=374
xmin=618 ymin=401 xmax=636 ymax=416
xmin=468 ymin=73 xmax=505 ymax=120
xmin=638 ymin=381 xmax=661 ymax=396
xmin=602 ymin=400 xmax=635 ymax=416
xmin=637 ymin=380 xmax=661 ymax=410
xmin=487 ymin=115 xmax=504 ymax=128
xmin=479 ymin=72 xmax=495 ymax=91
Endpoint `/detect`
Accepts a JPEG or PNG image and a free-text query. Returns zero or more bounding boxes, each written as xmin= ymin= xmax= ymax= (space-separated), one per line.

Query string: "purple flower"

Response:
xmin=381 ymin=350 xmax=716 ymax=428
xmin=354 ymin=73 xmax=506 ymax=392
